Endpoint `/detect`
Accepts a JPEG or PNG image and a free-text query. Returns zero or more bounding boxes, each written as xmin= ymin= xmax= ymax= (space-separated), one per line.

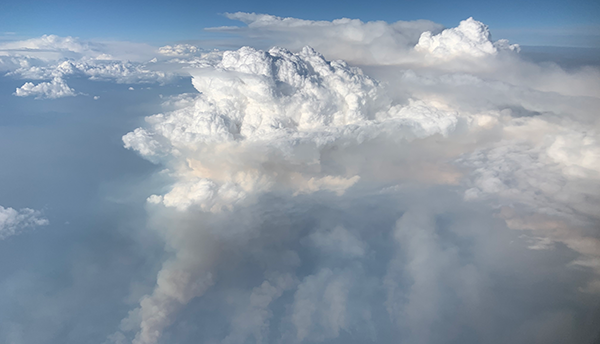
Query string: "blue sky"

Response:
xmin=1 ymin=0 xmax=599 ymax=46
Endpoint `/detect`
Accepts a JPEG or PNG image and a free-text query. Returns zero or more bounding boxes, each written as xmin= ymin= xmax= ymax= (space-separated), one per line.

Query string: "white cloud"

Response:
xmin=457 ymin=117 xmax=600 ymax=291
xmin=7 ymin=59 xmax=172 ymax=84
xmin=459 ymin=117 xmax=600 ymax=222
xmin=112 ymin=29 xmax=600 ymax=342
xmin=0 ymin=34 xmax=100 ymax=59
xmin=1 ymin=35 xmax=178 ymax=99
xmin=0 ymin=34 xmax=156 ymax=62
xmin=415 ymin=17 xmax=519 ymax=59
xmin=158 ymin=44 xmax=201 ymax=57
xmin=210 ymin=14 xmax=521 ymax=67
xmin=209 ymin=12 xmax=443 ymax=65
xmin=122 ymin=46 xmax=458 ymax=212
xmin=0 ymin=205 xmax=48 ymax=240
xmin=14 ymin=77 xmax=76 ymax=99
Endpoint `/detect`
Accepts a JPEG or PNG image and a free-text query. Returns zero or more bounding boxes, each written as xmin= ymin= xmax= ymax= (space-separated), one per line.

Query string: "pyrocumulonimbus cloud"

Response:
xmin=3 ymin=14 xmax=599 ymax=344
xmin=107 ymin=16 xmax=600 ymax=344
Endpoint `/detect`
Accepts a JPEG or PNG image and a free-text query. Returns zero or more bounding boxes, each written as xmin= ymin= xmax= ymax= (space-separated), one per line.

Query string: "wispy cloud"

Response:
xmin=0 ymin=205 xmax=48 ymax=240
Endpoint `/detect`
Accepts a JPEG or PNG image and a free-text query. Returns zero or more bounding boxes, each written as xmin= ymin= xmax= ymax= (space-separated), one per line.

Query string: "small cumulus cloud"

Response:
xmin=158 ymin=44 xmax=201 ymax=57
xmin=0 ymin=35 xmax=180 ymax=98
xmin=14 ymin=77 xmax=76 ymax=99
xmin=0 ymin=205 xmax=48 ymax=240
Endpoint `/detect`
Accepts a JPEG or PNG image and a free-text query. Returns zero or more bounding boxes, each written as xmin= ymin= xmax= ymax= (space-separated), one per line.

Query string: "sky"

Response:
xmin=1 ymin=3 xmax=600 ymax=344
xmin=1 ymin=0 xmax=599 ymax=46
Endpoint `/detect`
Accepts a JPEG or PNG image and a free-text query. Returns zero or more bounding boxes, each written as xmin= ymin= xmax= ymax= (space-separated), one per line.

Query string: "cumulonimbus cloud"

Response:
xmin=0 ymin=14 xmax=561 ymax=344
xmin=111 ymin=13 xmax=600 ymax=342
xmin=2 ymin=12 xmax=598 ymax=344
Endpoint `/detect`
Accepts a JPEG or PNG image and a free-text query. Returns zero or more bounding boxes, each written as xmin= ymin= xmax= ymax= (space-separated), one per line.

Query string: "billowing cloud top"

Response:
xmin=212 ymin=12 xmax=443 ymax=65
xmin=416 ymin=17 xmax=520 ymax=59
xmin=124 ymin=46 xmax=456 ymax=150
xmin=210 ymin=13 xmax=520 ymax=66
xmin=123 ymin=45 xmax=458 ymax=212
